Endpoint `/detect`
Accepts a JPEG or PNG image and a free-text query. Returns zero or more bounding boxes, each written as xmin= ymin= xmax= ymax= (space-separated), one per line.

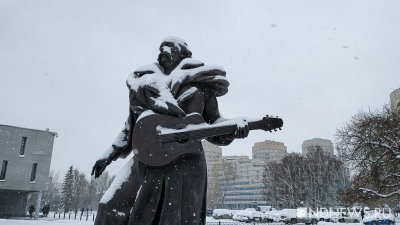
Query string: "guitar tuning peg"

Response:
xmin=274 ymin=129 xmax=277 ymax=131
xmin=279 ymin=128 xmax=282 ymax=130
xmin=269 ymin=130 xmax=272 ymax=133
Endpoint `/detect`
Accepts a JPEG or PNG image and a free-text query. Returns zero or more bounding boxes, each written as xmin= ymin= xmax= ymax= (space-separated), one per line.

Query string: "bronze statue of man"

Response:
xmin=92 ymin=37 xmax=249 ymax=225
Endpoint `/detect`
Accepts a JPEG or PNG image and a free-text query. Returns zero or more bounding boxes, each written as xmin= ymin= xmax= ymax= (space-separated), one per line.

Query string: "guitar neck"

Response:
xmin=158 ymin=120 xmax=263 ymax=143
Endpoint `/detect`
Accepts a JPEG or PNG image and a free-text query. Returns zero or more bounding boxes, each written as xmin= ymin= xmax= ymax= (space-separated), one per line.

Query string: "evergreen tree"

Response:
xmin=61 ymin=166 xmax=74 ymax=212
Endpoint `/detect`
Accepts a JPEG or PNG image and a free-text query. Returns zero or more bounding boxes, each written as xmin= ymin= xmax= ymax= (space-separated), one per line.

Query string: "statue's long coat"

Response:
xmin=94 ymin=58 xmax=231 ymax=225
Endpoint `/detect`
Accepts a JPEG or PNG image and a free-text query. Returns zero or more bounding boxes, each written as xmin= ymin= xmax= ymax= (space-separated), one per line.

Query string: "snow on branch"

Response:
xmin=359 ymin=188 xmax=400 ymax=198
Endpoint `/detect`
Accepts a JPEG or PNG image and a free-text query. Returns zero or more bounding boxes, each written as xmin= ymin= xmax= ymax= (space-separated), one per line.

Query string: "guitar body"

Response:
xmin=132 ymin=113 xmax=205 ymax=167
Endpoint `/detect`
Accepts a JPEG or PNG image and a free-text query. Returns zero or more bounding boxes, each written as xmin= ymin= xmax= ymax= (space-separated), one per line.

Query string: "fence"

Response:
xmin=47 ymin=213 xmax=287 ymax=224
xmin=52 ymin=211 xmax=95 ymax=222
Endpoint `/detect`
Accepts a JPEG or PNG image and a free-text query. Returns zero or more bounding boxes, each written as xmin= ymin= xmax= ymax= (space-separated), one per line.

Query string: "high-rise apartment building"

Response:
xmin=219 ymin=156 xmax=267 ymax=209
xmin=252 ymin=140 xmax=287 ymax=163
xmin=203 ymin=140 xmax=287 ymax=210
xmin=301 ymin=138 xmax=334 ymax=156
xmin=202 ymin=141 xmax=224 ymax=209
xmin=390 ymin=88 xmax=400 ymax=111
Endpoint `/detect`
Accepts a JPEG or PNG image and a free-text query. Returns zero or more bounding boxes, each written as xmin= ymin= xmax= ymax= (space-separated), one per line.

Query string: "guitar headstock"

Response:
xmin=259 ymin=115 xmax=283 ymax=132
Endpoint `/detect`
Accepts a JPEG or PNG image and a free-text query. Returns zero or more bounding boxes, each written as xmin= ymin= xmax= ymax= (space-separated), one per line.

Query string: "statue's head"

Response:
xmin=157 ymin=36 xmax=192 ymax=74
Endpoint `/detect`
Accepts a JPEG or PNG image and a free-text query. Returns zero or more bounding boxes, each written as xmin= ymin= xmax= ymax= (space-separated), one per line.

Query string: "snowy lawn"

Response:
xmin=1 ymin=217 xmax=237 ymax=225
xmin=3 ymin=219 xmax=399 ymax=225
xmin=0 ymin=217 xmax=239 ymax=225
xmin=0 ymin=218 xmax=93 ymax=225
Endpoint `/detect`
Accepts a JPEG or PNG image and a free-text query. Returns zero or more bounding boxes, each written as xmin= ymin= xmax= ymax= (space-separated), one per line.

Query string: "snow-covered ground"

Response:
xmin=0 ymin=219 xmax=92 ymax=225
xmin=0 ymin=217 xmax=233 ymax=225
xmin=1 ymin=219 xmax=400 ymax=225
xmin=0 ymin=216 xmax=234 ymax=225
xmin=2 ymin=217 xmax=235 ymax=225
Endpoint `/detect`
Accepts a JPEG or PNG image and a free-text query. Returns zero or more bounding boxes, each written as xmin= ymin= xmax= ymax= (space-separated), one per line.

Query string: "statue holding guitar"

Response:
xmin=92 ymin=37 xmax=283 ymax=225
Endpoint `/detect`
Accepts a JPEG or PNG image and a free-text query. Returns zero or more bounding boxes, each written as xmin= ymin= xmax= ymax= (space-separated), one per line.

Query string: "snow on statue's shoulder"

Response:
xmin=178 ymin=58 xmax=204 ymax=69
xmin=126 ymin=63 xmax=182 ymax=113
xmin=126 ymin=63 xmax=167 ymax=92
xmin=126 ymin=63 xmax=162 ymax=89
xmin=169 ymin=58 xmax=227 ymax=95
xmin=133 ymin=63 xmax=160 ymax=77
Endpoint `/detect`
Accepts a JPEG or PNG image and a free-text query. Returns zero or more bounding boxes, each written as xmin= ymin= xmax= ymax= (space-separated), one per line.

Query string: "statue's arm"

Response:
xmin=202 ymin=88 xmax=249 ymax=146
xmin=91 ymin=93 xmax=136 ymax=178
xmin=100 ymin=108 xmax=135 ymax=161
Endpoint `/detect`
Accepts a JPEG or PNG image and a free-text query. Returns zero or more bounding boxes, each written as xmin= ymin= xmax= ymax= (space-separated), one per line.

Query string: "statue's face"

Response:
xmin=157 ymin=41 xmax=184 ymax=74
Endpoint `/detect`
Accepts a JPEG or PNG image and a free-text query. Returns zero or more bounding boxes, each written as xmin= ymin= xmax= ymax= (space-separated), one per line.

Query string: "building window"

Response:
xmin=0 ymin=160 xmax=8 ymax=180
xmin=20 ymin=136 xmax=27 ymax=156
xmin=30 ymin=163 xmax=38 ymax=182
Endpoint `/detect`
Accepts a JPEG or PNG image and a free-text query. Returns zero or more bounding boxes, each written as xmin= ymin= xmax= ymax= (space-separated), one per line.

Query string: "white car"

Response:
xmin=337 ymin=213 xmax=360 ymax=223
xmin=242 ymin=210 xmax=273 ymax=223
xmin=212 ymin=209 xmax=235 ymax=219
xmin=329 ymin=210 xmax=361 ymax=223
xmin=280 ymin=208 xmax=319 ymax=224
xmin=263 ymin=209 xmax=282 ymax=222
xmin=232 ymin=208 xmax=257 ymax=222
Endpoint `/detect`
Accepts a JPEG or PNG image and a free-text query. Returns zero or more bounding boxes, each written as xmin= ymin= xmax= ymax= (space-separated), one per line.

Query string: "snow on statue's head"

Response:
xmin=157 ymin=36 xmax=192 ymax=74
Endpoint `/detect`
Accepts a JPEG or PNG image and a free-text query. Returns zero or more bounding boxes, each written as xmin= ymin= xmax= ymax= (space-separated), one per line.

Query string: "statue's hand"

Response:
xmin=91 ymin=157 xmax=112 ymax=178
xmin=218 ymin=119 xmax=250 ymax=141
xmin=233 ymin=119 xmax=250 ymax=139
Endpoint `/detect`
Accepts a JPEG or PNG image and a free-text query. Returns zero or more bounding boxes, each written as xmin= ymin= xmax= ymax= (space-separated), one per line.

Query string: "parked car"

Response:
xmin=206 ymin=209 xmax=213 ymax=217
xmin=212 ymin=209 xmax=235 ymax=219
xmin=314 ymin=208 xmax=331 ymax=221
xmin=263 ymin=209 xmax=281 ymax=222
xmin=338 ymin=212 xmax=361 ymax=223
xmin=329 ymin=209 xmax=361 ymax=223
xmin=241 ymin=210 xmax=274 ymax=223
xmin=232 ymin=208 xmax=257 ymax=222
xmin=363 ymin=212 xmax=395 ymax=225
xmin=364 ymin=219 xmax=395 ymax=225
xmin=280 ymin=208 xmax=318 ymax=225
xmin=257 ymin=205 xmax=276 ymax=213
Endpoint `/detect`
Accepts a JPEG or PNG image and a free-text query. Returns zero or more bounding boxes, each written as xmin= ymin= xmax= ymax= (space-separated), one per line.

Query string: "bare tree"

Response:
xmin=43 ymin=170 xmax=62 ymax=211
xmin=263 ymin=150 xmax=349 ymax=208
xmin=303 ymin=148 xmax=350 ymax=208
xmin=336 ymin=105 xmax=400 ymax=207
xmin=88 ymin=171 xmax=115 ymax=208
xmin=264 ymin=154 xmax=305 ymax=208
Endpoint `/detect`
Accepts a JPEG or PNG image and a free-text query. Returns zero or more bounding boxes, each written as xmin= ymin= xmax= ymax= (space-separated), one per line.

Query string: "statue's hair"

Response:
xmin=179 ymin=44 xmax=192 ymax=58
xmin=163 ymin=36 xmax=192 ymax=58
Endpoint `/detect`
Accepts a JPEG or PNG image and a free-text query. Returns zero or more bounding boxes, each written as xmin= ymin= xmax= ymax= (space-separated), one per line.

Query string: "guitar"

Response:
xmin=132 ymin=113 xmax=283 ymax=166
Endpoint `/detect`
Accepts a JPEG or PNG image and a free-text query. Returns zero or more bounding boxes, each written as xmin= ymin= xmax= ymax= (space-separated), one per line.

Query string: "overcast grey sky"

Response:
xmin=1 ymin=0 xmax=399 ymax=177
